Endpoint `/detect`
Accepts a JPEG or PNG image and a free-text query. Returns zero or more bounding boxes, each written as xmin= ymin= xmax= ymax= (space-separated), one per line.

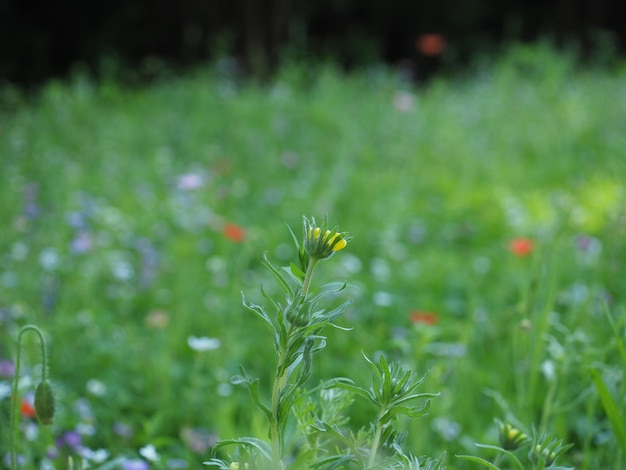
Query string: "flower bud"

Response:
xmin=285 ymin=296 xmax=310 ymax=327
xmin=230 ymin=463 xmax=249 ymax=470
xmin=498 ymin=422 xmax=528 ymax=450
xmin=35 ymin=380 xmax=55 ymax=425
xmin=530 ymin=444 xmax=557 ymax=466
xmin=303 ymin=217 xmax=349 ymax=261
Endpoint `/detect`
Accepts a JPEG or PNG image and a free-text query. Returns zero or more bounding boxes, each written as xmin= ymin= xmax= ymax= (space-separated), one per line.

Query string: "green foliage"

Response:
xmin=207 ymin=219 xmax=438 ymax=469
xmin=0 ymin=43 xmax=625 ymax=468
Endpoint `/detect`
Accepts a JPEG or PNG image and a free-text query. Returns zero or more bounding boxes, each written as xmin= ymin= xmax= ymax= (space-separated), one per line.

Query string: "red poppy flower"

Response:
xmin=223 ymin=223 xmax=245 ymax=243
xmin=416 ymin=34 xmax=446 ymax=57
xmin=410 ymin=311 xmax=439 ymax=325
xmin=21 ymin=400 xmax=37 ymax=418
xmin=509 ymin=237 xmax=534 ymax=257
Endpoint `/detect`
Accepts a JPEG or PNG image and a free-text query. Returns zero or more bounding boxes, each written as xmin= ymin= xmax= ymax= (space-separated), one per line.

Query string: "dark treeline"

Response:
xmin=1 ymin=0 xmax=624 ymax=87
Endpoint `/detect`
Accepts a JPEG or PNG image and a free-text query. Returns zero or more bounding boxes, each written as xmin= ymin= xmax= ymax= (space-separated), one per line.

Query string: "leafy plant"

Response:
xmin=204 ymin=216 xmax=442 ymax=469
xmin=8 ymin=325 xmax=55 ymax=469
xmin=457 ymin=419 xmax=573 ymax=470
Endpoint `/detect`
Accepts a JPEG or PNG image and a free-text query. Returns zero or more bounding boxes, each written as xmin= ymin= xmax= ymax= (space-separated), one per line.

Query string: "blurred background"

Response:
xmin=1 ymin=1 xmax=626 ymax=469
xmin=2 ymin=0 xmax=625 ymax=87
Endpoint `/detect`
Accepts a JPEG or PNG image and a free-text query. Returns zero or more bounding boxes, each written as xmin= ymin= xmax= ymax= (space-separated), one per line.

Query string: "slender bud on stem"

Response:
xmin=9 ymin=325 xmax=54 ymax=469
xmin=35 ymin=381 xmax=56 ymax=425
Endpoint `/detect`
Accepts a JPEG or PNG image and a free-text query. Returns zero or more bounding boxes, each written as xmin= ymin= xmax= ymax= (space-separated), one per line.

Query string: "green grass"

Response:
xmin=1 ymin=42 xmax=625 ymax=468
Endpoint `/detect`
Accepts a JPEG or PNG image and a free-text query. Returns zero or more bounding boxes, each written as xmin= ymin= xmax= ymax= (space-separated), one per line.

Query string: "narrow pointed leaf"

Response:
xmin=390 ymin=392 xmax=440 ymax=408
xmin=590 ymin=368 xmax=626 ymax=455
xmin=242 ymin=293 xmax=276 ymax=333
xmin=262 ymin=253 xmax=294 ymax=296
xmin=455 ymin=454 xmax=501 ymax=469
xmin=474 ymin=444 xmax=526 ymax=470
xmin=260 ymin=285 xmax=281 ymax=313
xmin=212 ymin=437 xmax=273 ymax=462
xmin=244 ymin=377 xmax=272 ymax=421
xmin=290 ymin=262 xmax=306 ymax=282
xmin=324 ymin=378 xmax=373 ymax=401
xmin=311 ymin=455 xmax=357 ymax=469
xmin=604 ymin=306 xmax=626 ymax=369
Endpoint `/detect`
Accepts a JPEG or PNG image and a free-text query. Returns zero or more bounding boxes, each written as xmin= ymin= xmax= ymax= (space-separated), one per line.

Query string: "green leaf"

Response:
xmin=235 ymin=365 xmax=273 ymax=422
xmin=379 ymin=354 xmax=392 ymax=399
xmin=309 ymin=281 xmax=348 ymax=302
xmin=323 ymin=378 xmax=372 ymax=401
xmin=262 ymin=252 xmax=294 ymax=296
xmin=590 ymin=367 xmax=626 ymax=455
xmin=310 ymin=420 xmax=348 ymax=443
xmin=455 ymin=454 xmax=502 ymax=469
xmin=230 ymin=375 xmax=247 ymax=385
xmin=212 ymin=437 xmax=273 ymax=462
xmin=316 ymin=299 xmax=352 ymax=323
xmin=260 ymin=284 xmax=281 ymax=313
xmin=202 ymin=458 xmax=230 ymax=468
xmin=604 ymin=306 xmax=626 ymax=369
xmin=362 ymin=352 xmax=383 ymax=394
xmin=391 ymin=368 xmax=411 ymax=395
xmin=293 ymin=338 xmax=315 ymax=388
xmin=473 ymin=444 xmax=525 ymax=470
xmin=242 ymin=292 xmax=276 ymax=334
xmin=390 ymin=391 xmax=439 ymax=408
xmin=311 ymin=455 xmax=356 ymax=469
xmin=381 ymin=401 xmax=431 ymax=423
xmin=327 ymin=323 xmax=352 ymax=331
xmin=290 ymin=262 xmax=306 ymax=282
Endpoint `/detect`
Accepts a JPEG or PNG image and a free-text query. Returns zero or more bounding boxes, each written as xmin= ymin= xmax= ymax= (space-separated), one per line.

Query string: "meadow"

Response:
xmin=1 ymin=43 xmax=625 ymax=469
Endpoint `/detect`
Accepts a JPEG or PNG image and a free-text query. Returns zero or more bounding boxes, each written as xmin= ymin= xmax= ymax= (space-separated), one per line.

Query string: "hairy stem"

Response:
xmin=270 ymin=350 xmax=288 ymax=469
xmin=301 ymin=258 xmax=318 ymax=298
xmin=10 ymin=325 xmax=48 ymax=470
xmin=269 ymin=258 xmax=319 ymax=468
xmin=368 ymin=408 xmax=387 ymax=468
xmin=539 ymin=375 xmax=559 ymax=434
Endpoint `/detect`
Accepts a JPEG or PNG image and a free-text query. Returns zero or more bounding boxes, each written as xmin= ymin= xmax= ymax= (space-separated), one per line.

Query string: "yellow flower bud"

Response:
xmin=497 ymin=421 xmax=528 ymax=450
xmin=303 ymin=216 xmax=350 ymax=261
xmin=332 ymin=238 xmax=348 ymax=251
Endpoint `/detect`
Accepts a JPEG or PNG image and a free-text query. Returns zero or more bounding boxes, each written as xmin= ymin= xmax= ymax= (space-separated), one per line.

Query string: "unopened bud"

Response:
xmin=497 ymin=421 xmax=528 ymax=450
xmin=35 ymin=381 xmax=55 ymax=425
xmin=230 ymin=463 xmax=249 ymax=470
xmin=285 ymin=296 xmax=310 ymax=327
xmin=531 ymin=444 xmax=557 ymax=466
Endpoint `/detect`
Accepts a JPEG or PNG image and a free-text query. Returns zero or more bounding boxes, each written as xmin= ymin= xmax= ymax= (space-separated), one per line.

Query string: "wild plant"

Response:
xmin=457 ymin=419 xmax=574 ymax=470
xmin=8 ymin=324 xmax=55 ymax=469
xmin=204 ymin=216 xmax=442 ymax=469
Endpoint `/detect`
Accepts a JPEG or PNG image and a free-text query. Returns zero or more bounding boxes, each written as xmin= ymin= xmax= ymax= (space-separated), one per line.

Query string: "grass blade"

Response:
xmin=589 ymin=368 xmax=626 ymax=456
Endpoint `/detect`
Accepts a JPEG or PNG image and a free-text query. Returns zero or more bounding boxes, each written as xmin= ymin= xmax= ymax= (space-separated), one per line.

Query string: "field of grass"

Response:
xmin=1 ymin=43 xmax=625 ymax=469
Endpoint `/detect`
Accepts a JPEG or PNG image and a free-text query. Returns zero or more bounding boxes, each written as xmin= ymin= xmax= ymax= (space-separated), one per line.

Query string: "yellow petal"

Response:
xmin=332 ymin=238 xmax=347 ymax=251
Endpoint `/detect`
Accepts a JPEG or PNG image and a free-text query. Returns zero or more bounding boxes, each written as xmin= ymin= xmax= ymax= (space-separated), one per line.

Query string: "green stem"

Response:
xmin=301 ymin=258 xmax=318 ymax=298
xmin=268 ymin=259 xmax=318 ymax=469
xmin=539 ymin=375 xmax=559 ymax=434
xmin=270 ymin=357 xmax=287 ymax=469
xmin=270 ymin=321 xmax=296 ymax=470
xmin=10 ymin=325 xmax=48 ymax=470
xmin=368 ymin=408 xmax=386 ymax=468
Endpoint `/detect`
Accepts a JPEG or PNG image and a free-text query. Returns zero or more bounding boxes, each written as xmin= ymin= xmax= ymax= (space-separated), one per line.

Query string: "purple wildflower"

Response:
xmin=122 ymin=459 xmax=150 ymax=470
xmin=0 ymin=359 xmax=15 ymax=378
